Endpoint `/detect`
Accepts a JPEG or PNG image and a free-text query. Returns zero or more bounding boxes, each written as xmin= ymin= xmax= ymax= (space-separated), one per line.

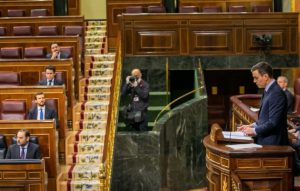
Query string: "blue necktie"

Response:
xmin=48 ymin=80 xmax=52 ymax=86
xmin=20 ymin=147 xmax=25 ymax=159
xmin=40 ymin=109 xmax=44 ymax=120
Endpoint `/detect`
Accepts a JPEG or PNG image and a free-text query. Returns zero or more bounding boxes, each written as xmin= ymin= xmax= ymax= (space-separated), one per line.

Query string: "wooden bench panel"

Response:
xmin=0 ymin=120 xmax=56 ymax=191
xmin=0 ymin=86 xmax=66 ymax=165
xmin=0 ymin=0 xmax=53 ymax=17
xmin=179 ymin=0 xmax=272 ymax=12
xmin=0 ymin=16 xmax=84 ymax=36
xmin=0 ymin=59 xmax=74 ymax=121
xmin=0 ymin=159 xmax=46 ymax=191
xmin=0 ymin=36 xmax=81 ymax=98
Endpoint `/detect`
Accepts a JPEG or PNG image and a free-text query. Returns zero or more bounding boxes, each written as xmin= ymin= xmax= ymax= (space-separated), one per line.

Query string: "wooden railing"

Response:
xmin=230 ymin=94 xmax=261 ymax=130
xmin=101 ymin=31 xmax=122 ymax=190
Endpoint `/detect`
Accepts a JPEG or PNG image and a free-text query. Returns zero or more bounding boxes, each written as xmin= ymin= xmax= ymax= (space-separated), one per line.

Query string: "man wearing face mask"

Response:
xmin=5 ymin=129 xmax=42 ymax=159
xmin=121 ymin=68 xmax=149 ymax=131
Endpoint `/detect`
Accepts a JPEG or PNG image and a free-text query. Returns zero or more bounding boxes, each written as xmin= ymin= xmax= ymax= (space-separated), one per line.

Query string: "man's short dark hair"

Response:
xmin=18 ymin=129 xmax=30 ymax=137
xmin=251 ymin=61 xmax=273 ymax=78
xmin=34 ymin=92 xmax=44 ymax=100
xmin=50 ymin=42 xmax=59 ymax=46
xmin=45 ymin=65 xmax=56 ymax=73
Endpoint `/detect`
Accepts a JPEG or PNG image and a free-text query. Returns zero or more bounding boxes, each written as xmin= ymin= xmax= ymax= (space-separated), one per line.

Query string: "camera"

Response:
xmin=129 ymin=76 xmax=137 ymax=82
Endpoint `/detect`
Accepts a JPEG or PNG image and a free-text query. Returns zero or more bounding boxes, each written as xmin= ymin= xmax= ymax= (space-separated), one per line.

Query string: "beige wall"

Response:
xmin=80 ymin=0 xmax=106 ymax=19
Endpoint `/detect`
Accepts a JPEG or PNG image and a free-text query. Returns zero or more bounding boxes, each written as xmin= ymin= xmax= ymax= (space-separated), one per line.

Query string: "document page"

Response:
xmin=225 ymin=143 xmax=262 ymax=150
xmin=222 ymin=131 xmax=253 ymax=141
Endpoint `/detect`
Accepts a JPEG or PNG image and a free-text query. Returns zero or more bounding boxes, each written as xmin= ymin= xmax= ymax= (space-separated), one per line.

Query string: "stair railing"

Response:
xmin=100 ymin=31 xmax=122 ymax=191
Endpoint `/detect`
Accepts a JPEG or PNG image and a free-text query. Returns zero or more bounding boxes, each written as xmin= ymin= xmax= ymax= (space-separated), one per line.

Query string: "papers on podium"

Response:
xmin=226 ymin=143 xmax=262 ymax=150
xmin=222 ymin=131 xmax=253 ymax=141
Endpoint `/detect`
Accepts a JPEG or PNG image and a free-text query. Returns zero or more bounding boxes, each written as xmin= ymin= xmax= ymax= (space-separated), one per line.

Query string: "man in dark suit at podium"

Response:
xmin=238 ymin=61 xmax=289 ymax=145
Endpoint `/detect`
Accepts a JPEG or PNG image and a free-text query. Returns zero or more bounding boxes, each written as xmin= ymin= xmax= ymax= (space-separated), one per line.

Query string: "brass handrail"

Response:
xmin=100 ymin=31 xmax=122 ymax=191
xmin=154 ymin=85 xmax=205 ymax=125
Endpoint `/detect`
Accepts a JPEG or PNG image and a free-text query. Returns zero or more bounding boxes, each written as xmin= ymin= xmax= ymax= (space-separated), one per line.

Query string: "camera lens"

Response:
xmin=129 ymin=76 xmax=136 ymax=82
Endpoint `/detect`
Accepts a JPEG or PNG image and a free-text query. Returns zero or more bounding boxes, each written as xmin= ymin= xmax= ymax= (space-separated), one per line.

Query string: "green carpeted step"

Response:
xmin=149 ymin=91 xmax=170 ymax=106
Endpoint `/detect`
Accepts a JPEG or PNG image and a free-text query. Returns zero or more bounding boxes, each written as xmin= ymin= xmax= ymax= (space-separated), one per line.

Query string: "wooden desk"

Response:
xmin=203 ymin=134 xmax=294 ymax=191
xmin=0 ymin=159 xmax=46 ymax=191
xmin=0 ymin=121 xmax=56 ymax=191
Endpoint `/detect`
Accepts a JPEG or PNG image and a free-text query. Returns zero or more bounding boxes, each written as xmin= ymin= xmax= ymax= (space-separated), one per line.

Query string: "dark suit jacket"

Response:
xmin=46 ymin=52 xmax=69 ymax=59
xmin=28 ymin=106 xmax=59 ymax=128
xmin=284 ymin=89 xmax=294 ymax=113
xmin=256 ymin=81 xmax=288 ymax=145
xmin=38 ymin=78 xmax=64 ymax=85
xmin=5 ymin=142 xmax=41 ymax=159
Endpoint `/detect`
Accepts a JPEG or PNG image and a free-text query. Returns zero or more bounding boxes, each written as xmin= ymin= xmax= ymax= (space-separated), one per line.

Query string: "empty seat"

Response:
xmin=7 ymin=9 xmax=25 ymax=17
xmin=0 ymin=100 xmax=26 ymax=120
xmin=125 ymin=6 xmax=144 ymax=13
xmin=0 ymin=135 xmax=7 ymax=159
xmin=64 ymin=26 xmax=83 ymax=36
xmin=202 ymin=6 xmax=222 ymax=13
xmin=147 ymin=5 xmax=166 ymax=13
xmin=0 ymin=27 xmax=5 ymax=36
xmin=60 ymin=46 xmax=73 ymax=58
xmin=228 ymin=5 xmax=247 ymax=12
xmin=252 ymin=5 xmax=271 ymax=12
xmin=0 ymin=47 xmax=22 ymax=59
xmin=13 ymin=26 xmax=32 ymax=36
xmin=24 ymin=47 xmax=46 ymax=58
xmin=38 ymin=26 xmax=58 ymax=36
xmin=30 ymin=9 xmax=48 ymax=16
xmin=179 ymin=6 xmax=199 ymax=13
xmin=0 ymin=72 xmax=20 ymax=86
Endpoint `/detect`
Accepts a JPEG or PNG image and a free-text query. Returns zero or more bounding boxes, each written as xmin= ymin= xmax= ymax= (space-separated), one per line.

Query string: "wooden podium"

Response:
xmin=204 ymin=124 xmax=295 ymax=191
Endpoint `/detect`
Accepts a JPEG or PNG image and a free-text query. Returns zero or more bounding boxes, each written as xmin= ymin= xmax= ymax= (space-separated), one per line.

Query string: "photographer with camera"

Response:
xmin=121 ymin=68 xmax=149 ymax=131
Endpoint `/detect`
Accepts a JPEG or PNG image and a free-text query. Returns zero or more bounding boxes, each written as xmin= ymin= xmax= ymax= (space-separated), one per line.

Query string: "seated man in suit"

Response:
xmin=277 ymin=76 xmax=294 ymax=113
xmin=38 ymin=65 xmax=64 ymax=86
xmin=28 ymin=92 xmax=58 ymax=128
xmin=46 ymin=42 xmax=68 ymax=59
xmin=6 ymin=129 xmax=41 ymax=159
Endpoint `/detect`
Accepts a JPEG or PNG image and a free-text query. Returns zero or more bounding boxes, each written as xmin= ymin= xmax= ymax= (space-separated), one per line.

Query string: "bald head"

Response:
xmin=277 ymin=76 xmax=288 ymax=90
xmin=131 ymin=68 xmax=142 ymax=79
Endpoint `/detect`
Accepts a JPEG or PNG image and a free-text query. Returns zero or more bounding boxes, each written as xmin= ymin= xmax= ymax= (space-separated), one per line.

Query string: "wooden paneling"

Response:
xmin=0 ymin=121 xmax=56 ymax=191
xmin=204 ymin=133 xmax=294 ymax=191
xmin=0 ymin=159 xmax=46 ymax=191
xmin=0 ymin=1 xmax=53 ymax=16
xmin=68 ymin=0 xmax=80 ymax=15
xmin=107 ymin=0 xmax=162 ymax=47
xmin=0 ymin=16 xmax=84 ymax=36
xmin=0 ymin=36 xmax=81 ymax=98
xmin=118 ymin=13 xmax=298 ymax=56
xmin=0 ymin=59 xmax=74 ymax=121
xmin=0 ymin=86 xmax=66 ymax=165
xmin=179 ymin=0 xmax=272 ymax=12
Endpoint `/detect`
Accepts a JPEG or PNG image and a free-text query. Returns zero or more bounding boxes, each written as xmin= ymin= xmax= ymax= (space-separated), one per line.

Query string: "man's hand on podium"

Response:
xmin=237 ymin=124 xmax=256 ymax=136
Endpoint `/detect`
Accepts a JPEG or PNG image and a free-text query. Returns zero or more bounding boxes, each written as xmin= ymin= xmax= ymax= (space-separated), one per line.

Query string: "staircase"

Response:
xmin=57 ymin=20 xmax=115 ymax=191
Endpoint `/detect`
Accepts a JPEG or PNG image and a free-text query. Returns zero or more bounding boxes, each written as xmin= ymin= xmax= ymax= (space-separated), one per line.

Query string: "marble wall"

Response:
xmin=111 ymin=132 xmax=160 ymax=191
xmin=112 ymin=97 xmax=208 ymax=191
xmin=122 ymin=54 xmax=298 ymax=91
